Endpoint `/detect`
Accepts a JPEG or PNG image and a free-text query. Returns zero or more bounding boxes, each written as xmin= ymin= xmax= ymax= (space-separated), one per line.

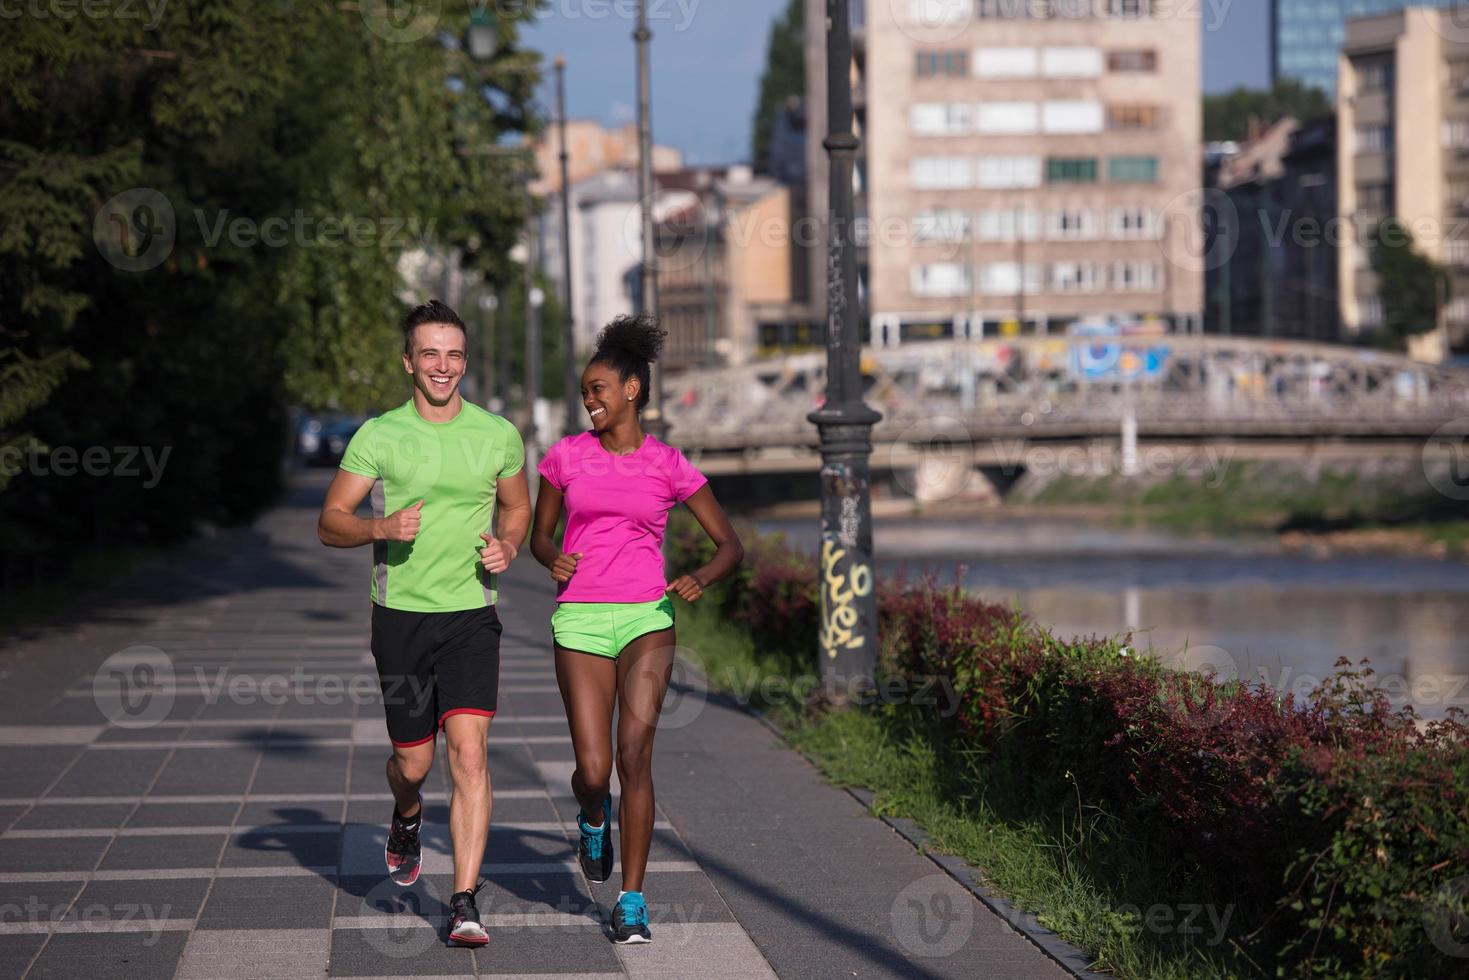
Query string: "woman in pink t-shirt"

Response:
xmin=530 ymin=314 xmax=744 ymax=944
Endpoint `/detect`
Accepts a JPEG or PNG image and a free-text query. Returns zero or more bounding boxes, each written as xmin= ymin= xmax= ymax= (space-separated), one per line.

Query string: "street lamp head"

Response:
xmin=466 ymin=10 xmax=497 ymax=62
xmin=555 ymin=54 xmax=566 ymax=70
xmin=529 ymin=287 xmax=545 ymax=309
xmin=478 ymin=293 xmax=498 ymax=313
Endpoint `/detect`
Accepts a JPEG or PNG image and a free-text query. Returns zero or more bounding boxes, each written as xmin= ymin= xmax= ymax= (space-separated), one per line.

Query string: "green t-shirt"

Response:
xmin=339 ymin=400 xmax=525 ymax=612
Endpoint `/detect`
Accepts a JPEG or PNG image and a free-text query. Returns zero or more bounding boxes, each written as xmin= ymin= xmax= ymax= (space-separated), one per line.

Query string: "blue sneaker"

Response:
xmin=577 ymin=796 xmax=613 ymax=882
xmin=611 ymin=890 xmax=651 ymax=944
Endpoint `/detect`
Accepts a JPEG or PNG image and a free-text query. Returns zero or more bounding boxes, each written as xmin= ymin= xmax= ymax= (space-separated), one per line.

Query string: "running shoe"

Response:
xmin=611 ymin=890 xmax=651 ymax=944
xmin=384 ymin=795 xmax=423 ymax=886
xmin=448 ymin=885 xmax=489 ymax=948
xmin=577 ymin=795 xmax=613 ymax=882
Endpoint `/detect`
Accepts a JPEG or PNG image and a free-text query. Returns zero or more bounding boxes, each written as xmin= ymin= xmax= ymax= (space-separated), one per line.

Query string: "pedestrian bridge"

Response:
xmin=662 ymin=336 xmax=1469 ymax=472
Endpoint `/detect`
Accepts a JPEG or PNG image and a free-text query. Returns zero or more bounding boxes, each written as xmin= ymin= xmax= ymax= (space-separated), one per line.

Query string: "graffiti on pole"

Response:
xmin=821 ymin=536 xmax=873 ymax=658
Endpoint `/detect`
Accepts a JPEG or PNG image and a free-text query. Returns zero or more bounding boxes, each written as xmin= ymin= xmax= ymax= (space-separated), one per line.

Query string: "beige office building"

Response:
xmin=811 ymin=1 xmax=1202 ymax=344
xmin=1338 ymin=7 xmax=1469 ymax=353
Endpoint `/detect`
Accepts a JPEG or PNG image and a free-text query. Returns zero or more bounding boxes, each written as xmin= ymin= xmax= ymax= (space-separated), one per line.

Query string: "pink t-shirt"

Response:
xmin=538 ymin=431 xmax=708 ymax=603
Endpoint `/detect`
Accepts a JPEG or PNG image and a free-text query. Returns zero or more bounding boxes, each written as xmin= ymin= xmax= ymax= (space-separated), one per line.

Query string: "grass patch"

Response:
xmin=676 ymin=600 xmax=1253 ymax=980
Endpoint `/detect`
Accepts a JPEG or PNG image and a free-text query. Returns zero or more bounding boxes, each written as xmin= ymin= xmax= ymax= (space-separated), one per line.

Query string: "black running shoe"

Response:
xmin=577 ymin=795 xmax=613 ymax=882
xmin=448 ymin=885 xmax=489 ymax=948
xmin=385 ymin=795 xmax=422 ymax=886
xmin=611 ymin=890 xmax=651 ymax=944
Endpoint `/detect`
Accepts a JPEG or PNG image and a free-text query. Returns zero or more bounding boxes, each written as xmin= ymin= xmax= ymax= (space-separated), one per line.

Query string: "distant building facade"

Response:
xmin=1272 ymin=0 xmax=1451 ymax=98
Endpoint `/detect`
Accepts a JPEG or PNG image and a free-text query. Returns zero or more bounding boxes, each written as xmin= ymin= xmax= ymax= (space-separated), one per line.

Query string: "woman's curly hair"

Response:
xmin=589 ymin=313 xmax=666 ymax=411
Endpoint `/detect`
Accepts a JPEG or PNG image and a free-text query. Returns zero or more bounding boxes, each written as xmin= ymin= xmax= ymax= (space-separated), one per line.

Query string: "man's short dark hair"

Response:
xmin=402 ymin=299 xmax=467 ymax=355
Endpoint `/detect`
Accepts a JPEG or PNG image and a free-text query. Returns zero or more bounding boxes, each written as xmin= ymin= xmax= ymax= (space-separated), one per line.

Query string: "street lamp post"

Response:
xmin=808 ymin=0 xmax=881 ymax=699
xmin=555 ymin=55 xmax=580 ymax=436
xmin=634 ymin=0 xmax=667 ymax=437
xmin=478 ymin=291 xmax=498 ymax=410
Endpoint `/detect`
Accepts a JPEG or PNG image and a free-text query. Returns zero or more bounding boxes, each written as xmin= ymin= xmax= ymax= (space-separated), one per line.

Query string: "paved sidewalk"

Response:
xmin=0 ymin=473 xmax=1070 ymax=979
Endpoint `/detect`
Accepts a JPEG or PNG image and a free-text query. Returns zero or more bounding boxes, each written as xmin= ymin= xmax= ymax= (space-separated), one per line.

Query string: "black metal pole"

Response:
xmin=556 ymin=55 xmax=580 ymax=436
xmin=808 ymin=0 xmax=880 ymax=700
xmin=634 ymin=0 xmax=667 ymax=437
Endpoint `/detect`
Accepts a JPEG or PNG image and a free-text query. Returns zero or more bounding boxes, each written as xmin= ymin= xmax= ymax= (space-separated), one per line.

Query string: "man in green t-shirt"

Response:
xmin=317 ymin=300 xmax=529 ymax=948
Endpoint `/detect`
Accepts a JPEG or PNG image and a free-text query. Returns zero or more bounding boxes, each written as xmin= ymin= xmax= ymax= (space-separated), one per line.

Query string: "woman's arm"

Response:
xmin=531 ymin=476 xmax=581 ymax=582
xmin=666 ymin=485 xmax=744 ymax=602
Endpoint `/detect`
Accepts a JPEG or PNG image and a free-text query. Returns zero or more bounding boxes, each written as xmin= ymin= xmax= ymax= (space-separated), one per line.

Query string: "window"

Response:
xmin=913 ymin=210 xmax=971 ymax=242
xmin=1108 ymin=156 xmax=1159 ymax=183
xmin=1041 ymin=47 xmax=1102 ymax=78
xmin=1042 ymin=102 xmax=1104 ymax=134
xmin=1442 ymin=120 xmax=1469 ymax=149
xmin=1357 ymin=183 xmax=1393 ymax=211
xmin=1107 ymin=105 xmax=1159 ymax=130
xmin=1113 ymin=260 xmax=1161 ymax=291
xmin=915 ymin=50 xmax=969 ymax=78
xmin=977 ymin=156 xmax=1042 ymax=188
xmin=979 ymin=262 xmax=1043 ymax=295
xmin=1107 ymin=0 xmax=1150 ymax=18
xmin=1108 ymin=49 xmax=1157 ymax=72
xmin=1111 ymin=207 xmax=1155 ymax=239
xmin=1049 ymin=209 xmax=1098 ymax=240
xmin=1357 ymin=298 xmax=1384 ymax=327
xmin=910 ymin=0 xmax=971 ymax=26
xmin=1357 ymin=125 xmax=1393 ymax=153
xmin=973 ymin=46 xmax=1038 ymax=77
xmin=912 ymin=263 xmax=970 ymax=297
xmin=911 ymin=103 xmax=972 ymax=136
xmin=976 ymin=0 xmax=1036 ymax=18
xmin=1446 ymin=239 xmax=1469 ymax=265
xmin=976 ymin=101 xmax=1039 ymax=134
xmin=912 ymin=157 xmax=973 ymax=189
xmin=1357 ymin=57 xmax=1394 ymax=92
xmin=1051 ymin=261 xmax=1103 ymax=293
xmin=1046 ymin=157 xmax=1097 ymax=184
xmin=976 ymin=209 xmax=1042 ymax=241
xmin=1451 ymin=59 xmax=1469 ymax=88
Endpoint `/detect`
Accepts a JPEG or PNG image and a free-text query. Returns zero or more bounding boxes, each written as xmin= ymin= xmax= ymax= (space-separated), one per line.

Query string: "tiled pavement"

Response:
xmin=0 ymin=473 xmax=1071 ymax=979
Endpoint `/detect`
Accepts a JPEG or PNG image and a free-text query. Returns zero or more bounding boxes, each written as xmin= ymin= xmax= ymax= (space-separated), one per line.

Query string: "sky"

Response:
xmin=519 ymin=0 xmax=1272 ymax=167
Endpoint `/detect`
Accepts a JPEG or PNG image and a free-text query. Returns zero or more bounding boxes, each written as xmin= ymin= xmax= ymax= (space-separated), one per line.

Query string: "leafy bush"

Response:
xmin=669 ymin=517 xmax=1469 ymax=977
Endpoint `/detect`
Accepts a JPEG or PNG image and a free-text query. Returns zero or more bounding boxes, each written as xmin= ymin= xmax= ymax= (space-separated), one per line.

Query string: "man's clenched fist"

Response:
xmin=378 ymin=499 xmax=424 ymax=542
xmin=479 ymin=532 xmax=516 ymax=574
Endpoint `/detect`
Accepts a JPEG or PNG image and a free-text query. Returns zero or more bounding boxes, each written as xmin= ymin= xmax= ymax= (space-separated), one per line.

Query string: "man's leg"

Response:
xmin=443 ymin=713 xmax=494 ymax=894
xmin=387 ymin=742 xmax=434 ymax=817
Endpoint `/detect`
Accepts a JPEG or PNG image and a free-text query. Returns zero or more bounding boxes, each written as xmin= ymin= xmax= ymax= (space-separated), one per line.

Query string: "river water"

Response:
xmin=757 ymin=515 xmax=1469 ymax=720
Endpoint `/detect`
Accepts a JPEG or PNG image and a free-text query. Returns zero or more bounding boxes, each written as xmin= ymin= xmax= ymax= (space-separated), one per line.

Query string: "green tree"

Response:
xmin=1370 ymin=218 xmax=1451 ymax=348
xmin=1203 ymin=79 xmax=1332 ymax=143
xmin=751 ymin=0 xmax=804 ymax=172
xmin=0 ymin=2 xmax=539 ymax=587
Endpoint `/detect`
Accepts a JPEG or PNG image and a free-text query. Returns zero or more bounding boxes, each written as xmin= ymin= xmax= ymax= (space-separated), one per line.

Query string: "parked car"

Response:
xmin=296 ymin=414 xmax=367 ymax=467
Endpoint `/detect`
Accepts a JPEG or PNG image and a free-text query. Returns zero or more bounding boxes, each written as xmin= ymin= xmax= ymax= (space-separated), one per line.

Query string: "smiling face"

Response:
xmin=581 ymin=361 xmax=639 ymax=432
xmin=402 ymin=322 xmax=467 ymax=407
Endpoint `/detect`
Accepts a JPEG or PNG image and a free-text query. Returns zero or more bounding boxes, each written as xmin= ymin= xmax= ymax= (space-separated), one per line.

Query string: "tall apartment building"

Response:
xmin=1273 ymin=0 xmax=1450 ymax=98
xmin=854 ymin=1 xmax=1202 ymax=344
xmin=1337 ymin=6 xmax=1469 ymax=352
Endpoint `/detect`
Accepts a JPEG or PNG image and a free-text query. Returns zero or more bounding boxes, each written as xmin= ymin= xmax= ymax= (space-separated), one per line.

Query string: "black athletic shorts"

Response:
xmin=369 ymin=604 xmax=502 ymax=748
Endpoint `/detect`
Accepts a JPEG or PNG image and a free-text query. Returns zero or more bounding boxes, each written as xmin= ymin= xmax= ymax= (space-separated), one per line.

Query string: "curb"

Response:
xmin=677 ymin=655 xmax=1109 ymax=980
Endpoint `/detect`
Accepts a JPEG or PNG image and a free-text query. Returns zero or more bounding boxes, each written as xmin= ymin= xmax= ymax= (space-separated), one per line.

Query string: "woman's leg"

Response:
xmin=553 ymin=647 xmax=618 ymax=823
xmin=613 ymin=628 xmax=676 ymax=893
